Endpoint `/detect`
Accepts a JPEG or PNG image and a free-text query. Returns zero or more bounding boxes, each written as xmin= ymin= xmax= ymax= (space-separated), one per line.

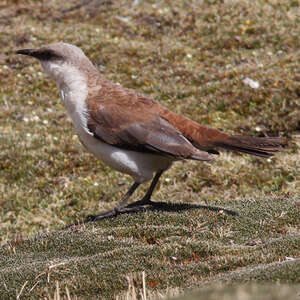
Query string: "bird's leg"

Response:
xmin=126 ymin=170 xmax=164 ymax=208
xmin=114 ymin=182 xmax=140 ymax=211
xmin=85 ymin=182 xmax=140 ymax=222
xmin=85 ymin=171 xmax=164 ymax=222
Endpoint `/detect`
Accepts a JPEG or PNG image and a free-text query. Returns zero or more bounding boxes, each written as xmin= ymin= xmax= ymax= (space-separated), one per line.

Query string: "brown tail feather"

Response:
xmin=159 ymin=109 xmax=287 ymax=158
xmin=213 ymin=135 xmax=287 ymax=158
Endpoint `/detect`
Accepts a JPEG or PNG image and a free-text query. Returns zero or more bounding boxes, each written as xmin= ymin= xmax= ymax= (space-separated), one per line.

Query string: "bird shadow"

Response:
xmin=127 ymin=200 xmax=238 ymax=216
xmin=63 ymin=201 xmax=238 ymax=230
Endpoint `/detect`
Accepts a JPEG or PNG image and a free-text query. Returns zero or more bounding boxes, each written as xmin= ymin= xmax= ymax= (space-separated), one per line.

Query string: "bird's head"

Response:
xmin=17 ymin=42 xmax=98 ymax=88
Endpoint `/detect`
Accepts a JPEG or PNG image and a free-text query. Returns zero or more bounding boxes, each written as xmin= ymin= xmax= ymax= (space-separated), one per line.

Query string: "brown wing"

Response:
xmin=86 ymin=82 xmax=213 ymax=161
xmin=87 ymin=78 xmax=286 ymax=159
xmin=87 ymin=105 xmax=212 ymax=161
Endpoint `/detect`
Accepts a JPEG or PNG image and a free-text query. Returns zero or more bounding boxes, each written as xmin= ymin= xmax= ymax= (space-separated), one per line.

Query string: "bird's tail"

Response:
xmin=160 ymin=110 xmax=287 ymax=158
xmin=211 ymin=135 xmax=287 ymax=157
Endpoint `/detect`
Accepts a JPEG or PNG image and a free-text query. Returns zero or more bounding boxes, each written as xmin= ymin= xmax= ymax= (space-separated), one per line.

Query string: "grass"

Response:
xmin=1 ymin=195 xmax=299 ymax=299
xmin=0 ymin=0 xmax=299 ymax=298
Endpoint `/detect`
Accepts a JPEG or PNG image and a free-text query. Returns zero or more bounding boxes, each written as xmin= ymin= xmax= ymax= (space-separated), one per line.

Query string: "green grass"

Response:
xmin=0 ymin=0 xmax=299 ymax=299
xmin=1 ymin=195 xmax=299 ymax=299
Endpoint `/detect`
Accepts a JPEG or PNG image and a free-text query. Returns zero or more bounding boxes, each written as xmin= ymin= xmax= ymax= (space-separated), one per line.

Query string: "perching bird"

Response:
xmin=17 ymin=42 xmax=286 ymax=220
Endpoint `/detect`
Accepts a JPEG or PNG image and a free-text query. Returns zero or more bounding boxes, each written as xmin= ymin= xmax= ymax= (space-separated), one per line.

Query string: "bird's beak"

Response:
xmin=16 ymin=49 xmax=38 ymax=57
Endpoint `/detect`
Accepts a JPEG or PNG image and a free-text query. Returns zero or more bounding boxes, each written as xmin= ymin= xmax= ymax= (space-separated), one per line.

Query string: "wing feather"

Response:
xmin=87 ymin=95 xmax=212 ymax=161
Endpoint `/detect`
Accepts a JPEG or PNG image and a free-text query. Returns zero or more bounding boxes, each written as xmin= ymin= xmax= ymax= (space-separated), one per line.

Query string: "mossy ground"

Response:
xmin=0 ymin=0 xmax=299 ymax=299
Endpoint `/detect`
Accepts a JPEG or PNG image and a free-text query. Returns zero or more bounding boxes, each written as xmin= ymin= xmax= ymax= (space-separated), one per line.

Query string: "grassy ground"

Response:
xmin=0 ymin=0 xmax=299 ymax=299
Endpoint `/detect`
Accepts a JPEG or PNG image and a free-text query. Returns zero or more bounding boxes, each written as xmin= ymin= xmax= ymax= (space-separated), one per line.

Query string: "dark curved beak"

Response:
xmin=16 ymin=48 xmax=60 ymax=61
xmin=16 ymin=49 xmax=38 ymax=57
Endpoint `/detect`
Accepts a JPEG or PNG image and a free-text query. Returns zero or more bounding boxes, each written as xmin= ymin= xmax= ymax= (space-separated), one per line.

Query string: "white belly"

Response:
xmin=77 ymin=129 xmax=173 ymax=183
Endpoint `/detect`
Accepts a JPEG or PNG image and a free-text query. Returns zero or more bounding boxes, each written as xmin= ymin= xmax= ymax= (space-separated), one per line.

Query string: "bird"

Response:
xmin=17 ymin=42 xmax=286 ymax=221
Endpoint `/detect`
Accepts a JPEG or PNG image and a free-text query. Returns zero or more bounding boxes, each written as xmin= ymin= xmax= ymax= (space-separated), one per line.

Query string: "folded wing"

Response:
xmin=87 ymin=97 xmax=213 ymax=161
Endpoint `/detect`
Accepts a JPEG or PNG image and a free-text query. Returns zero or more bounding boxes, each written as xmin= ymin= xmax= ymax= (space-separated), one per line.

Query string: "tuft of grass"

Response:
xmin=0 ymin=0 xmax=299 ymax=299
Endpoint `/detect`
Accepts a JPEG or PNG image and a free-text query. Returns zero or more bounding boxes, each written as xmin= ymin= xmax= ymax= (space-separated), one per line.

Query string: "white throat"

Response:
xmin=41 ymin=60 xmax=92 ymax=136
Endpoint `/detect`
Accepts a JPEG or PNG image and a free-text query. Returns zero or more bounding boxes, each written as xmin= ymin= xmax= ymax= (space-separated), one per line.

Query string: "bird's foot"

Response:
xmin=85 ymin=209 xmax=117 ymax=222
xmin=125 ymin=198 xmax=154 ymax=208
xmin=84 ymin=204 xmax=150 ymax=222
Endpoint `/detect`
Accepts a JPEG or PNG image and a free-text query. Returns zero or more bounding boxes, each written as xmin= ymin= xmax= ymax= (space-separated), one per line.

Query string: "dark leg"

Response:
xmin=115 ymin=182 xmax=140 ymax=210
xmin=126 ymin=170 xmax=164 ymax=208
xmin=85 ymin=170 xmax=164 ymax=222
xmin=85 ymin=181 xmax=140 ymax=222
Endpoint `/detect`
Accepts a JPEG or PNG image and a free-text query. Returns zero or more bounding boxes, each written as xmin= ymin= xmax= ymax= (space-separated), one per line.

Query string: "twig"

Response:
xmin=16 ymin=281 xmax=28 ymax=300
